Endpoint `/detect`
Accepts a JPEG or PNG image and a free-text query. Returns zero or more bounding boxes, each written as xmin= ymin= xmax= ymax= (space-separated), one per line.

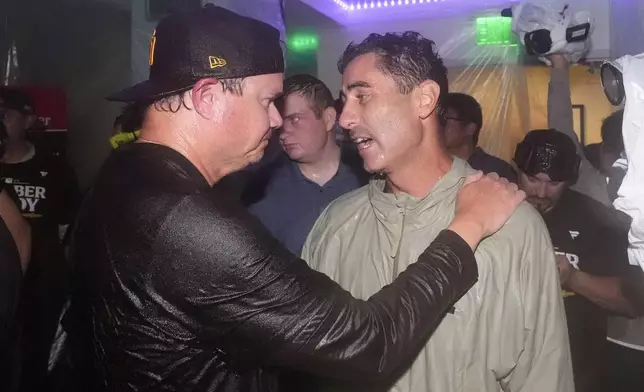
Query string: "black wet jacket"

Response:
xmin=66 ymin=143 xmax=477 ymax=392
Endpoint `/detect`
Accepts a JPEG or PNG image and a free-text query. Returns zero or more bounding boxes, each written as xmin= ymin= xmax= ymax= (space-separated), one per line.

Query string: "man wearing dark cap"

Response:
xmin=65 ymin=5 xmax=525 ymax=391
xmin=0 ymin=87 xmax=80 ymax=391
xmin=513 ymin=129 xmax=640 ymax=392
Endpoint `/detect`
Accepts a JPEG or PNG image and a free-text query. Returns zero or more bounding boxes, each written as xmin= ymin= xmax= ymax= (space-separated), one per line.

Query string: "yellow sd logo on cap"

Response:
xmin=209 ymin=56 xmax=227 ymax=69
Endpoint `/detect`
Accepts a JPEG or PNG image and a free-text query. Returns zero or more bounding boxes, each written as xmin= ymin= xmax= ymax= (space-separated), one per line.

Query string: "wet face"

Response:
xmin=279 ymin=93 xmax=334 ymax=163
xmin=193 ymin=74 xmax=283 ymax=173
xmin=339 ymin=53 xmax=432 ymax=174
xmin=442 ymin=107 xmax=472 ymax=152
xmin=518 ymin=171 xmax=567 ymax=213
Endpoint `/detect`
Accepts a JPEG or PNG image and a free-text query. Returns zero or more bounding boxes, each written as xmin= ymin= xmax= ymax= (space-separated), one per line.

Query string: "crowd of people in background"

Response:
xmin=0 ymin=4 xmax=643 ymax=392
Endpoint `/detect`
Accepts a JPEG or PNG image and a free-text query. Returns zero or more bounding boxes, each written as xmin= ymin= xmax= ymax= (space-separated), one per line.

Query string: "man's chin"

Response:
xmin=363 ymin=164 xmax=381 ymax=174
xmin=248 ymin=151 xmax=265 ymax=165
xmin=362 ymin=156 xmax=389 ymax=175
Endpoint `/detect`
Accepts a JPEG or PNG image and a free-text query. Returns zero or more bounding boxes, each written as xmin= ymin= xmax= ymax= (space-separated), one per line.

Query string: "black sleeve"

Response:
xmin=152 ymin=195 xmax=477 ymax=381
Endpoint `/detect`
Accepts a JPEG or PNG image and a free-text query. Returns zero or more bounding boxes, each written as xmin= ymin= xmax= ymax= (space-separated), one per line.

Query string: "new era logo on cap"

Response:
xmin=209 ymin=56 xmax=227 ymax=69
xmin=108 ymin=4 xmax=284 ymax=103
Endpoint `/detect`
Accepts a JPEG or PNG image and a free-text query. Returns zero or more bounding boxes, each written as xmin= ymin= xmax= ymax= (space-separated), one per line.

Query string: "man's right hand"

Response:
xmin=448 ymin=172 xmax=525 ymax=250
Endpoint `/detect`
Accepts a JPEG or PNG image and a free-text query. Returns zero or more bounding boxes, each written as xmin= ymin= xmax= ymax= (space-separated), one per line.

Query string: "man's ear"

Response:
xmin=191 ymin=78 xmax=224 ymax=120
xmin=322 ymin=107 xmax=337 ymax=132
xmin=417 ymin=80 xmax=441 ymax=120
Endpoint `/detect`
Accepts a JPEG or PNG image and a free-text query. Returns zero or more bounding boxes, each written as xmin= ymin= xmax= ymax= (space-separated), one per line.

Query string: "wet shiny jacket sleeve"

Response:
xmin=151 ymin=195 xmax=478 ymax=381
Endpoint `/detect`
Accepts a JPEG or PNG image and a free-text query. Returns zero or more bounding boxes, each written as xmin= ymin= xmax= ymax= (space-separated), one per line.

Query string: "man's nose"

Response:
xmin=269 ymin=105 xmax=283 ymax=129
xmin=339 ymin=108 xmax=357 ymax=130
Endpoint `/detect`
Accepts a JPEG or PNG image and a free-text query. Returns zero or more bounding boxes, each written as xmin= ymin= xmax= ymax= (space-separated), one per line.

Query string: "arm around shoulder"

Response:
xmin=155 ymin=195 xmax=477 ymax=382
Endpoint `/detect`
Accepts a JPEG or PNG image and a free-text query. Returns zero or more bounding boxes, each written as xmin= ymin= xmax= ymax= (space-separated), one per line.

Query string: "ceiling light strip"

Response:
xmin=333 ymin=0 xmax=446 ymax=12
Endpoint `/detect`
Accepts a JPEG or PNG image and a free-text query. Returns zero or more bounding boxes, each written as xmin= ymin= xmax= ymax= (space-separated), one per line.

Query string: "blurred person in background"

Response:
xmin=0 ymin=87 xmax=81 ymax=392
xmin=245 ymin=74 xmax=368 ymax=255
xmin=0 ymin=187 xmax=30 ymax=392
xmin=547 ymin=54 xmax=611 ymax=205
xmin=442 ymin=92 xmax=516 ymax=182
xmin=513 ymin=129 xmax=641 ymax=392
xmin=547 ymin=53 xmax=644 ymax=391
xmin=0 ymin=108 xmax=31 ymax=392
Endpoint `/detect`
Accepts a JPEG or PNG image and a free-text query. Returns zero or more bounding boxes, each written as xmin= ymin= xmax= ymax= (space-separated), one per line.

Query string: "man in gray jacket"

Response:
xmin=303 ymin=31 xmax=573 ymax=392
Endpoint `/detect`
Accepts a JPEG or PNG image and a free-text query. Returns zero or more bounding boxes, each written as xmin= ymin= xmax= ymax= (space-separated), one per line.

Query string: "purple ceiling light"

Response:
xmin=338 ymin=0 xmax=447 ymax=12
xmin=301 ymin=0 xmax=516 ymax=25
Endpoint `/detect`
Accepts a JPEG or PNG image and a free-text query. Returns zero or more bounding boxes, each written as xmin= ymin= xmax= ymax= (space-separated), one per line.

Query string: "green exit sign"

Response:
xmin=476 ymin=16 xmax=518 ymax=46
xmin=288 ymin=33 xmax=319 ymax=52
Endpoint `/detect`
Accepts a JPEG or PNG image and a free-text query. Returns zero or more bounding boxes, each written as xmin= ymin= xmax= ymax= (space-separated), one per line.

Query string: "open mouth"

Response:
xmin=352 ymin=137 xmax=373 ymax=150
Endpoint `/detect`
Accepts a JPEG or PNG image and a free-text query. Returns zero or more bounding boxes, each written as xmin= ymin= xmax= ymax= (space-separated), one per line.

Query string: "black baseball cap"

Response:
xmin=108 ymin=4 xmax=284 ymax=102
xmin=0 ymin=88 xmax=36 ymax=115
xmin=514 ymin=129 xmax=581 ymax=183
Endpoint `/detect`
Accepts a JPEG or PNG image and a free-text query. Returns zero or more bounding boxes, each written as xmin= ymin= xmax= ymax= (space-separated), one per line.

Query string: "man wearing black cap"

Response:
xmin=513 ymin=129 xmax=640 ymax=392
xmin=65 ymin=5 xmax=525 ymax=391
xmin=0 ymin=87 xmax=80 ymax=391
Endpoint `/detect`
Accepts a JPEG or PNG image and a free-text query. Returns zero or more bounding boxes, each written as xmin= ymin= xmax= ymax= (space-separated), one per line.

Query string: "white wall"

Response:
xmin=316 ymin=0 xmax=611 ymax=93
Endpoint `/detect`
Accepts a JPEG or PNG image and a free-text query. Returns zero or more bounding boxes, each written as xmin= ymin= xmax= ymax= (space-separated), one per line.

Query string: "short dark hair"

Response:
xmin=443 ymin=92 xmax=483 ymax=146
xmin=279 ymin=74 xmax=335 ymax=118
xmin=337 ymin=31 xmax=448 ymax=105
xmin=601 ymin=109 xmax=624 ymax=153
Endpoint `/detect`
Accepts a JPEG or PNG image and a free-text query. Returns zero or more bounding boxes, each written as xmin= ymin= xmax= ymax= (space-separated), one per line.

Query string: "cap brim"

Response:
xmin=106 ymin=79 xmax=195 ymax=103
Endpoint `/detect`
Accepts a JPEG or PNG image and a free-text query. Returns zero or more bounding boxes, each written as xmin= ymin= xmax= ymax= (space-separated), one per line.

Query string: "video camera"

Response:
xmin=503 ymin=0 xmax=593 ymax=65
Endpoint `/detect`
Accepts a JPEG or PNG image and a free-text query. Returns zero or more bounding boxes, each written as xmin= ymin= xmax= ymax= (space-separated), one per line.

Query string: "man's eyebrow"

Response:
xmin=283 ymin=111 xmax=303 ymax=119
xmin=346 ymin=81 xmax=372 ymax=91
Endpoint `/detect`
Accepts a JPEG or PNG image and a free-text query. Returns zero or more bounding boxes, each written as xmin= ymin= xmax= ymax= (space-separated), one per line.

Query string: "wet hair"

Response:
xmin=337 ymin=31 xmax=448 ymax=106
xmin=279 ymin=74 xmax=335 ymax=118
xmin=152 ymin=78 xmax=245 ymax=113
xmin=443 ymin=92 xmax=483 ymax=146
xmin=601 ymin=109 xmax=624 ymax=154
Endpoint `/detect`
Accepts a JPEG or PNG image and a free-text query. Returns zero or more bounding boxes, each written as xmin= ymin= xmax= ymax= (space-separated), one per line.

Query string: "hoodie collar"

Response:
xmin=368 ymin=158 xmax=470 ymax=224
